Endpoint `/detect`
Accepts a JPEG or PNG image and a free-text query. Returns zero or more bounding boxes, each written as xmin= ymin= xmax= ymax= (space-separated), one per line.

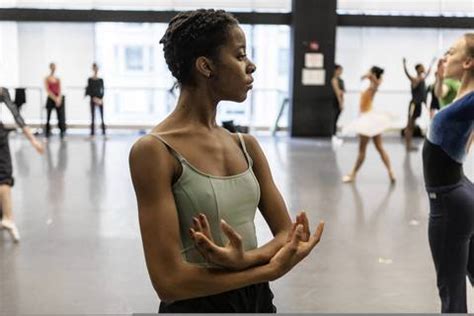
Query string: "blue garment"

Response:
xmin=427 ymin=91 xmax=474 ymax=163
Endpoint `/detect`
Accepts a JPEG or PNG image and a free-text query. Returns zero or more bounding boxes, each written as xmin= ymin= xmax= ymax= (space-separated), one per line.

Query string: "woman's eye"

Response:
xmin=238 ymin=54 xmax=247 ymax=60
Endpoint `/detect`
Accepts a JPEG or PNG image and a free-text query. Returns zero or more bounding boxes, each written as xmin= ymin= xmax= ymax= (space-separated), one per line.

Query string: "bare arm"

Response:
xmin=0 ymin=88 xmax=43 ymax=154
xmin=130 ymin=136 xmax=298 ymax=302
xmin=434 ymin=78 xmax=449 ymax=99
xmin=240 ymin=134 xmax=293 ymax=265
xmin=434 ymin=59 xmax=449 ymax=99
xmin=402 ymin=58 xmax=414 ymax=82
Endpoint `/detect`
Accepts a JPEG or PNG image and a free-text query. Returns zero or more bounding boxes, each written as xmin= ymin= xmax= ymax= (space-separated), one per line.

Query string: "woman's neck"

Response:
xmin=171 ymin=86 xmax=219 ymax=130
xmin=456 ymin=71 xmax=474 ymax=100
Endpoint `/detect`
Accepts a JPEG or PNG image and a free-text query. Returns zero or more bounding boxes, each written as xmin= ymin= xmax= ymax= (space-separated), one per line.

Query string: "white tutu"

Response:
xmin=342 ymin=110 xmax=397 ymax=137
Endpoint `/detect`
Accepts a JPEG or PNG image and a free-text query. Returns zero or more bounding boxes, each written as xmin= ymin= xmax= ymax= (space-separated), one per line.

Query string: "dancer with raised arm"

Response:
xmin=422 ymin=33 xmax=474 ymax=313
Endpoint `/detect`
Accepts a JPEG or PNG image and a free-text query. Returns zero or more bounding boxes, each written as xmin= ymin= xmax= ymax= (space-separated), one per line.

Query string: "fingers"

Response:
xmin=289 ymin=224 xmax=303 ymax=250
xmin=295 ymin=211 xmax=310 ymax=241
xmin=300 ymin=211 xmax=310 ymax=241
xmin=220 ymin=220 xmax=242 ymax=249
xmin=309 ymin=221 xmax=325 ymax=248
xmin=198 ymin=213 xmax=213 ymax=241
xmin=191 ymin=230 xmax=220 ymax=255
xmin=286 ymin=222 xmax=297 ymax=242
xmin=192 ymin=216 xmax=203 ymax=233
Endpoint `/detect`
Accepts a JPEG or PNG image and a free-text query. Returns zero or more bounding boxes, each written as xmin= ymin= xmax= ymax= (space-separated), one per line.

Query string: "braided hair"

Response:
xmin=160 ymin=9 xmax=239 ymax=85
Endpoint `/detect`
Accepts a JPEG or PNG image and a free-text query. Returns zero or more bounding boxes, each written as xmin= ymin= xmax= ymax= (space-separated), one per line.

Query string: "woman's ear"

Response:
xmin=463 ymin=56 xmax=473 ymax=71
xmin=195 ymin=56 xmax=214 ymax=78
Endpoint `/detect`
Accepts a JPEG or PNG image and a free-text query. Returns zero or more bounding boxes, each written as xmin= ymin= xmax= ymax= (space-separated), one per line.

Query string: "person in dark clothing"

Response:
xmin=44 ymin=62 xmax=66 ymax=138
xmin=331 ymin=64 xmax=345 ymax=146
xmin=85 ymin=63 xmax=106 ymax=136
xmin=422 ymin=33 xmax=474 ymax=313
xmin=0 ymin=88 xmax=43 ymax=242
xmin=402 ymin=58 xmax=435 ymax=151
xmin=14 ymin=88 xmax=26 ymax=113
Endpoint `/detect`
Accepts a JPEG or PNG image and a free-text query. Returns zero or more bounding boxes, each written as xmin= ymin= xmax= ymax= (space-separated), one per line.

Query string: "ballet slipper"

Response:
xmin=1 ymin=220 xmax=20 ymax=242
xmin=342 ymin=174 xmax=355 ymax=183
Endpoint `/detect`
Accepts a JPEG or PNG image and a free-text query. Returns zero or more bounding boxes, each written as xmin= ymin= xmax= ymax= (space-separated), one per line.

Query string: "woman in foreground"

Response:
xmin=129 ymin=9 xmax=324 ymax=313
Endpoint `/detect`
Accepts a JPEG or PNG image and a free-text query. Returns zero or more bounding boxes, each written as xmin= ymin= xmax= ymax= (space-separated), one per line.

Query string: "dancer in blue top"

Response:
xmin=422 ymin=33 xmax=474 ymax=313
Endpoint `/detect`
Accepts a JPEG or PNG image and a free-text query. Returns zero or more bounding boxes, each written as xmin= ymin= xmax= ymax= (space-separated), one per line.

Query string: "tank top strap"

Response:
xmin=237 ymin=132 xmax=253 ymax=167
xmin=148 ymin=132 xmax=186 ymax=163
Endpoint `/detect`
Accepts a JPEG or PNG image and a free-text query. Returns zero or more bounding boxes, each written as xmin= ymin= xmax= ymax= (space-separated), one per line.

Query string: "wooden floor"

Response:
xmin=0 ymin=132 xmax=473 ymax=314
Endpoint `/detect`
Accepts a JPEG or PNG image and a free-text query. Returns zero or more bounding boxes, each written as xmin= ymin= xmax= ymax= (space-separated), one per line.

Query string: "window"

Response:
xmin=337 ymin=0 xmax=474 ymax=17
xmin=0 ymin=0 xmax=292 ymax=12
xmin=125 ymin=46 xmax=144 ymax=71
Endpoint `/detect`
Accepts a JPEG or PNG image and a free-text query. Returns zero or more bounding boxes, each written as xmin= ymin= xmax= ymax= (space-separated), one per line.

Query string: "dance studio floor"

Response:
xmin=1 ymin=132 xmax=473 ymax=314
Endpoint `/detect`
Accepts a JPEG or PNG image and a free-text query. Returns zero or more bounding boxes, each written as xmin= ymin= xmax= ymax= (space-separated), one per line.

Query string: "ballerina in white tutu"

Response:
xmin=342 ymin=66 xmax=396 ymax=183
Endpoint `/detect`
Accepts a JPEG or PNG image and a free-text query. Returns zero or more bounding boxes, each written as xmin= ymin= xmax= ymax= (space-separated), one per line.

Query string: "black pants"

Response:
xmin=158 ymin=282 xmax=276 ymax=313
xmin=90 ymin=100 xmax=105 ymax=135
xmin=332 ymin=98 xmax=341 ymax=136
xmin=427 ymin=176 xmax=474 ymax=313
xmin=45 ymin=97 xmax=66 ymax=136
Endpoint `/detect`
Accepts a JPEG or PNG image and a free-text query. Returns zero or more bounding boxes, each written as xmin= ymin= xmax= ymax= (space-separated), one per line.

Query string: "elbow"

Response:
xmin=151 ymin=277 xmax=179 ymax=302
xmin=150 ymin=271 xmax=188 ymax=303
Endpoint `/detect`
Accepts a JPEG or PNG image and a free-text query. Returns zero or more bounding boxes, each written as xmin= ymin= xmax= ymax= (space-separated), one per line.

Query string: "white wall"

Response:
xmin=0 ymin=22 xmax=20 ymax=86
xmin=15 ymin=22 xmax=95 ymax=125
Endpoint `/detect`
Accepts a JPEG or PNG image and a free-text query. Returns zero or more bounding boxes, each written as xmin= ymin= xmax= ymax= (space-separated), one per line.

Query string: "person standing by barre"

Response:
xmin=331 ymin=64 xmax=345 ymax=146
xmin=44 ymin=62 xmax=66 ymax=139
xmin=85 ymin=63 xmax=106 ymax=137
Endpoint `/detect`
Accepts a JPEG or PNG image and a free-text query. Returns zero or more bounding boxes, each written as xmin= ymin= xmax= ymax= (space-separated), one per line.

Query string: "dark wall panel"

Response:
xmin=289 ymin=0 xmax=337 ymax=137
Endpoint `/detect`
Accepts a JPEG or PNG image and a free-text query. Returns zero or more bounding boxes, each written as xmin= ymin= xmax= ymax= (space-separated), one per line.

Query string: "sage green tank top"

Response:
xmin=149 ymin=132 xmax=261 ymax=267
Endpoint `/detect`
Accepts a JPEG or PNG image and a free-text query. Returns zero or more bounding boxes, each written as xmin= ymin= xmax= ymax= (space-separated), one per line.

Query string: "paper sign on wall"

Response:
xmin=304 ymin=53 xmax=324 ymax=68
xmin=302 ymin=69 xmax=325 ymax=86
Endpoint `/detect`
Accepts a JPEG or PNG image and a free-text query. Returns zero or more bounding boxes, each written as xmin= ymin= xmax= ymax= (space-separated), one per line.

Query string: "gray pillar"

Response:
xmin=289 ymin=0 xmax=337 ymax=137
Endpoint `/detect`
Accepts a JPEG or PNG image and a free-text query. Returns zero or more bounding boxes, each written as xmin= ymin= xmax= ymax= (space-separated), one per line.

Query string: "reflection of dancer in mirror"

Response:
xmin=402 ymin=58 xmax=435 ymax=151
xmin=422 ymin=33 xmax=474 ymax=313
xmin=85 ymin=63 xmax=106 ymax=137
xmin=129 ymin=9 xmax=324 ymax=313
xmin=342 ymin=66 xmax=395 ymax=183
xmin=0 ymin=88 xmax=43 ymax=242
